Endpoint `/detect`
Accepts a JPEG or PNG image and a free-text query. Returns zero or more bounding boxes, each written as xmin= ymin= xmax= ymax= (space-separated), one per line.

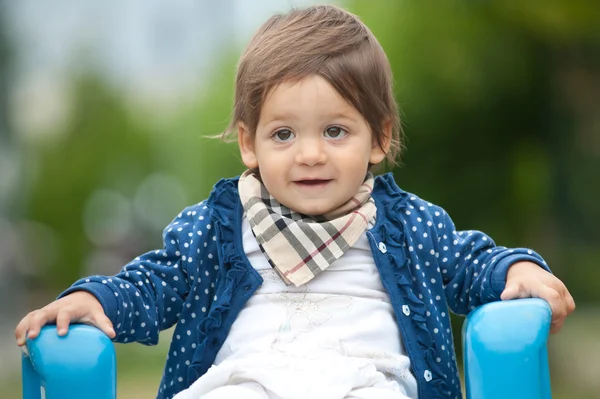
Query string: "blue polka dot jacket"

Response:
xmin=60 ymin=173 xmax=549 ymax=399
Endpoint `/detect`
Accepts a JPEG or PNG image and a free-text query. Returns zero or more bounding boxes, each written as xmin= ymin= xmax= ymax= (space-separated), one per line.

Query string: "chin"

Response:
xmin=281 ymin=198 xmax=336 ymax=216
xmin=297 ymin=205 xmax=333 ymax=216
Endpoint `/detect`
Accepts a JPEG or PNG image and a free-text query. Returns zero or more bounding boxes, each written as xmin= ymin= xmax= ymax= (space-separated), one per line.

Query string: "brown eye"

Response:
xmin=324 ymin=126 xmax=347 ymax=139
xmin=273 ymin=129 xmax=295 ymax=142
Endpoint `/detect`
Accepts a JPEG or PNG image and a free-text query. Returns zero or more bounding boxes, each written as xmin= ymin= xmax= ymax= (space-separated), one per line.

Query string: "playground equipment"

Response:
xmin=22 ymin=298 xmax=552 ymax=399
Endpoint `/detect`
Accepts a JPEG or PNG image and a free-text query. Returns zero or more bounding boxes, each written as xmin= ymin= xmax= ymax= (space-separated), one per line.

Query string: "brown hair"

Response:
xmin=221 ymin=4 xmax=403 ymax=167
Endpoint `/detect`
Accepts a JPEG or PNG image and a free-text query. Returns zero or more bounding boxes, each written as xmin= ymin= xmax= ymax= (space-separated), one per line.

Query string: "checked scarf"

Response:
xmin=238 ymin=170 xmax=376 ymax=287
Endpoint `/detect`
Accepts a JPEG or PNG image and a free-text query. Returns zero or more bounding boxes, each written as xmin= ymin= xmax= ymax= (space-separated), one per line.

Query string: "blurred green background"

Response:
xmin=1 ymin=0 xmax=598 ymax=398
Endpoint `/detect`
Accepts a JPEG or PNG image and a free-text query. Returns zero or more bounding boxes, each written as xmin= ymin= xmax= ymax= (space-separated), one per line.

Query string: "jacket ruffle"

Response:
xmin=188 ymin=177 xmax=250 ymax=383
xmin=375 ymin=173 xmax=450 ymax=397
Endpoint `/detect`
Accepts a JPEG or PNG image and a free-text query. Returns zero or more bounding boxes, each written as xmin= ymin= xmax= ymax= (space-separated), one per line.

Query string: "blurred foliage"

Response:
xmin=159 ymin=55 xmax=243 ymax=200
xmin=348 ymin=0 xmax=600 ymax=302
xmin=16 ymin=1 xmax=599 ymax=303
xmin=20 ymin=67 xmax=246 ymax=290
xmin=344 ymin=2 xmax=600 ymax=396
xmin=23 ymin=77 xmax=157 ymax=287
xmin=0 ymin=2 xmax=9 ymax=141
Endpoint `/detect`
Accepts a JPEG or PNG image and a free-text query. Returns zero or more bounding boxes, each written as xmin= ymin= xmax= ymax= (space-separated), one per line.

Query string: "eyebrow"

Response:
xmin=262 ymin=112 xmax=300 ymax=125
xmin=324 ymin=111 xmax=359 ymax=123
xmin=262 ymin=110 xmax=359 ymax=126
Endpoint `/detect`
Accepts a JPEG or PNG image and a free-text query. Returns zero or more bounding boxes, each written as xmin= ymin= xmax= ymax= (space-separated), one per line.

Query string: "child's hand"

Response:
xmin=501 ymin=261 xmax=575 ymax=334
xmin=15 ymin=291 xmax=116 ymax=346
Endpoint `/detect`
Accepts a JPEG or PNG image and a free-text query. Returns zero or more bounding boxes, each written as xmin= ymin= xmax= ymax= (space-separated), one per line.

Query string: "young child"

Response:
xmin=16 ymin=5 xmax=574 ymax=399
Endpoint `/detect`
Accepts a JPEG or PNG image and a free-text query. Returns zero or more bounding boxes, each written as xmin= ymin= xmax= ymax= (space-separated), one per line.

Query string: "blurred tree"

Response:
xmin=0 ymin=1 xmax=9 ymax=143
xmin=22 ymin=75 xmax=159 ymax=290
xmin=343 ymin=4 xmax=600 ymax=396
xmin=167 ymin=56 xmax=245 ymax=201
xmin=0 ymin=0 xmax=22 ymax=325
xmin=0 ymin=0 xmax=13 ymax=212
xmin=348 ymin=0 xmax=600 ymax=302
xmin=19 ymin=53 xmax=245 ymax=294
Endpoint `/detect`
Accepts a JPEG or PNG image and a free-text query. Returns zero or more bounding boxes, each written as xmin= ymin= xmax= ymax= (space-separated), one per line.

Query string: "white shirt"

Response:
xmin=211 ymin=217 xmax=418 ymax=398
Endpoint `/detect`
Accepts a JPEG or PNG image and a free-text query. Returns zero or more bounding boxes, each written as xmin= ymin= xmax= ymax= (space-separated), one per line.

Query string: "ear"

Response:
xmin=369 ymin=120 xmax=392 ymax=165
xmin=238 ymin=122 xmax=259 ymax=169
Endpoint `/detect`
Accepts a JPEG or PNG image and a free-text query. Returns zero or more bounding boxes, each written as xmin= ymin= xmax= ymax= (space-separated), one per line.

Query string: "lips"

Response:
xmin=294 ymin=179 xmax=332 ymax=188
xmin=296 ymin=179 xmax=330 ymax=185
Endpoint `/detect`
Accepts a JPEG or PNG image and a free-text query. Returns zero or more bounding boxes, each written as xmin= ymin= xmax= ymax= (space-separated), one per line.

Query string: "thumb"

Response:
xmin=500 ymin=284 xmax=521 ymax=301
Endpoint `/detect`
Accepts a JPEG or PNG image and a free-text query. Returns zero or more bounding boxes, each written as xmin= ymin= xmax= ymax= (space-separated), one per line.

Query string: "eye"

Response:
xmin=272 ymin=129 xmax=295 ymax=142
xmin=324 ymin=126 xmax=347 ymax=139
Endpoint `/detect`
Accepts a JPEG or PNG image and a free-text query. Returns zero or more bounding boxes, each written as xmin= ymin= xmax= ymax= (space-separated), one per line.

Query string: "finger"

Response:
xmin=550 ymin=317 xmax=565 ymax=334
xmin=557 ymin=285 xmax=576 ymax=315
xmin=15 ymin=315 xmax=31 ymax=346
xmin=536 ymin=286 xmax=568 ymax=330
xmin=540 ymin=275 xmax=576 ymax=314
xmin=25 ymin=311 xmax=51 ymax=341
xmin=55 ymin=310 xmax=72 ymax=336
xmin=93 ymin=314 xmax=116 ymax=338
xmin=566 ymin=293 xmax=576 ymax=314
xmin=550 ymin=310 xmax=566 ymax=334
xmin=545 ymin=276 xmax=575 ymax=308
xmin=550 ymin=290 xmax=575 ymax=335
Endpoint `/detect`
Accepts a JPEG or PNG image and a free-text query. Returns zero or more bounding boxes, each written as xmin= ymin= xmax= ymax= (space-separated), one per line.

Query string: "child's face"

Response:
xmin=238 ymin=75 xmax=388 ymax=216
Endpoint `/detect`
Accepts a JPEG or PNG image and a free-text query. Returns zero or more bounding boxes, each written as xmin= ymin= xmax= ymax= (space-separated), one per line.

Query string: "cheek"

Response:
xmin=343 ymin=148 xmax=370 ymax=169
xmin=257 ymin=168 xmax=281 ymax=193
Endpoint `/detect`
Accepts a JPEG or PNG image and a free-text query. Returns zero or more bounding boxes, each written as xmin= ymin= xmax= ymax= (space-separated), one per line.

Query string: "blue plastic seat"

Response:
xmin=22 ymin=298 xmax=551 ymax=399
xmin=463 ymin=298 xmax=552 ymax=399
xmin=22 ymin=324 xmax=116 ymax=399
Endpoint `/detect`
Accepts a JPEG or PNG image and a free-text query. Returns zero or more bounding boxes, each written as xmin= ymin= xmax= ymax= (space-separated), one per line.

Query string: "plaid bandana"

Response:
xmin=238 ymin=170 xmax=377 ymax=287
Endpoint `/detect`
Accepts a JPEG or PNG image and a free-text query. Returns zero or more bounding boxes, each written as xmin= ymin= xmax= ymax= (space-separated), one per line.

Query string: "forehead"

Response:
xmin=260 ymin=75 xmax=361 ymax=121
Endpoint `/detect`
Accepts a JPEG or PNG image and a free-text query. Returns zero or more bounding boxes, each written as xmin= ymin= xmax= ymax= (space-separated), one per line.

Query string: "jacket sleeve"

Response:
xmin=58 ymin=203 xmax=208 ymax=345
xmin=432 ymin=206 xmax=551 ymax=315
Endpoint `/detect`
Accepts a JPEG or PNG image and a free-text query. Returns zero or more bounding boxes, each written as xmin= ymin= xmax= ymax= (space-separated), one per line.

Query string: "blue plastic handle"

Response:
xmin=22 ymin=324 xmax=117 ymax=399
xmin=463 ymin=298 xmax=552 ymax=399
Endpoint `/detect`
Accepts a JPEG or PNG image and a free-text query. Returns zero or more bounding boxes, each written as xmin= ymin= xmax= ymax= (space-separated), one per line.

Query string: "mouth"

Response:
xmin=294 ymin=179 xmax=332 ymax=188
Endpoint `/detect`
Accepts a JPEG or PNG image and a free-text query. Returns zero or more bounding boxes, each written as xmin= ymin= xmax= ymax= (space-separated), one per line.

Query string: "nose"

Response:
xmin=294 ymin=136 xmax=327 ymax=166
